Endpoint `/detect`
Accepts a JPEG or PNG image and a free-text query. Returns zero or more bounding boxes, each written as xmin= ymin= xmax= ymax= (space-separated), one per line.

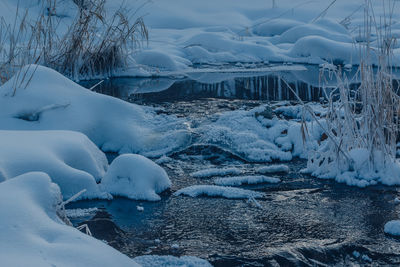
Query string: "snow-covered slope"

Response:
xmin=0 ymin=130 xmax=109 ymax=200
xmin=0 ymin=65 xmax=190 ymax=157
xmin=0 ymin=172 xmax=140 ymax=267
xmin=2 ymin=0 xmax=400 ymax=76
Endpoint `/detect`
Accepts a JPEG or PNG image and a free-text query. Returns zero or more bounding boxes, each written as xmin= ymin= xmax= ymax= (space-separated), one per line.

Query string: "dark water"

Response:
xmin=73 ymin=65 xmax=400 ymax=266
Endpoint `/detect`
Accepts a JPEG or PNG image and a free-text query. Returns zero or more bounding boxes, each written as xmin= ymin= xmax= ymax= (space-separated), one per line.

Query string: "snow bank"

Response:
xmin=3 ymin=0 xmax=400 ymax=77
xmin=256 ymin=165 xmax=289 ymax=174
xmin=199 ymin=104 xmax=324 ymax=162
xmin=384 ymin=220 xmax=400 ymax=236
xmin=134 ymin=255 xmax=212 ymax=267
xmin=0 ymin=130 xmax=109 ymax=200
xmin=0 ymin=172 xmax=139 ymax=267
xmin=0 ymin=65 xmax=190 ymax=157
xmin=214 ymin=175 xmax=280 ymax=186
xmin=101 ymin=154 xmax=171 ymax=201
xmin=191 ymin=167 xmax=241 ymax=178
xmin=305 ymin=147 xmax=400 ymax=187
xmin=174 ymin=185 xmax=264 ymax=199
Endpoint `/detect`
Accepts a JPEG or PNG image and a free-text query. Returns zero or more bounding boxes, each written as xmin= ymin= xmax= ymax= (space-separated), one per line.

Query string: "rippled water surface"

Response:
xmin=72 ymin=65 xmax=400 ymax=266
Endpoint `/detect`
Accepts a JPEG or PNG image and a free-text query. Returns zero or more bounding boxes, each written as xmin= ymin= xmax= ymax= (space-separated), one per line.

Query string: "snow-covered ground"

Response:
xmin=0 ymin=65 xmax=191 ymax=157
xmin=2 ymin=0 xmax=400 ymax=77
xmin=0 ymin=172 xmax=141 ymax=267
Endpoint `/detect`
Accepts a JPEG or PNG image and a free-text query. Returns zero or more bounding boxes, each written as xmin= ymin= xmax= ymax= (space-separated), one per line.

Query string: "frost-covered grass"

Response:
xmin=174 ymin=185 xmax=264 ymax=199
xmin=214 ymin=175 xmax=280 ymax=186
xmin=303 ymin=0 xmax=400 ymax=187
xmin=0 ymin=0 xmax=147 ymax=81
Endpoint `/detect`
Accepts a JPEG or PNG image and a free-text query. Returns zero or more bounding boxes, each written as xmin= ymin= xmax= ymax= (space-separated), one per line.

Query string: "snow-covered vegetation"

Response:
xmin=2 ymin=0 xmax=400 ymax=265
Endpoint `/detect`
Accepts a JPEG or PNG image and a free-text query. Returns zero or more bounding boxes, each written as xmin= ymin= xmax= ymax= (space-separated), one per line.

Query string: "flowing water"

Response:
xmin=71 ymin=64 xmax=400 ymax=266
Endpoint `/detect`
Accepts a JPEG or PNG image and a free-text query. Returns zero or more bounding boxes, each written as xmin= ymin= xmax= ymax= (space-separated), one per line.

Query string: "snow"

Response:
xmin=101 ymin=154 xmax=171 ymax=201
xmin=384 ymin=220 xmax=400 ymax=236
xmin=256 ymin=165 xmax=290 ymax=174
xmin=199 ymin=104 xmax=324 ymax=162
xmin=0 ymin=172 xmax=140 ymax=267
xmin=2 ymin=0 xmax=400 ymax=78
xmin=191 ymin=167 xmax=242 ymax=178
xmin=174 ymin=185 xmax=264 ymax=199
xmin=305 ymin=147 xmax=400 ymax=187
xmin=65 ymin=208 xmax=98 ymax=218
xmin=134 ymin=255 xmax=212 ymax=267
xmin=214 ymin=175 xmax=280 ymax=186
xmin=0 ymin=130 xmax=109 ymax=200
xmin=0 ymin=65 xmax=191 ymax=157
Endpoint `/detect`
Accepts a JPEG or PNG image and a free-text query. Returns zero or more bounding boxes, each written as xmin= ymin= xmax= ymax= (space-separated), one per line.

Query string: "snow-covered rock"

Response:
xmin=214 ymin=175 xmax=280 ymax=186
xmin=384 ymin=220 xmax=400 ymax=236
xmin=0 ymin=172 xmax=140 ymax=267
xmin=101 ymin=154 xmax=171 ymax=201
xmin=174 ymin=185 xmax=264 ymax=199
xmin=0 ymin=65 xmax=191 ymax=157
xmin=0 ymin=130 xmax=109 ymax=200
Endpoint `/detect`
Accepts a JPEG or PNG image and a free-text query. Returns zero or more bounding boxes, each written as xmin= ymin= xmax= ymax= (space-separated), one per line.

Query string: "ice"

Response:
xmin=384 ymin=220 xmax=400 ymax=236
xmin=0 ymin=130 xmax=109 ymax=200
xmin=191 ymin=167 xmax=242 ymax=178
xmin=65 ymin=208 xmax=98 ymax=218
xmin=214 ymin=175 xmax=280 ymax=186
xmin=101 ymin=154 xmax=171 ymax=201
xmin=256 ymin=165 xmax=289 ymax=174
xmin=0 ymin=172 xmax=140 ymax=267
xmin=174 ymin=185 xmax=264 ymax=199
xmin=134 ymin=255 xmax=212 ymax=267
xmin=0 ymin=65 xmax=191 ymax=157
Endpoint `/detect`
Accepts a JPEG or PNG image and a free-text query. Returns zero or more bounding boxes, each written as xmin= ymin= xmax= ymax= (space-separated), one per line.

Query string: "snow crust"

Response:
xmin=256 ymin=165 xmax=290 ymax=174
xmin=101 ymin=154 xmax=171 ymax=201
xmin=0 ymin=65 xmax=191 ymax=157
xmin=134 ymin=255 xmax=212 ymax=267
xmin=214 ymin=176 xmax=280 ymax=186
xmin=191 ymin=167 xmax=241 ymax=178
xmin=174 ymin=185 xmax=264 ymax=199
xmin=0 ymin=172 xmax=140 ymax=267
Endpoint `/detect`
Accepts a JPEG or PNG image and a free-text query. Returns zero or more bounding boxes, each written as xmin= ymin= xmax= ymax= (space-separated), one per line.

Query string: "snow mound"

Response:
xmin=174 ymin=185 xmax=264 ymax=199
xmin=134 ymin=255 xmax=212 ymax=267
xmin=305 ymin=148 xmax=400 ymax=187
xmin=199 ymin=106 xmax=293 ymax=162
xmin=0 ymin=130 xmax=109 ymax=200
xmin=0 ymin=65 xmax=191 ymax=157
xmin=101 ymin=154 xmax=171 ymax=201
xmin=384 ymin=220 xmax=400 ymax=236
xmin=214 ymin=175 xmax=280 ymax=186
xmin=191 ymin=167 xmax=241 ymax=178
xmin=0 ymin=172 xmax=139 ymax=267
xmin=256 ymin=165 xmax=289 ymax=174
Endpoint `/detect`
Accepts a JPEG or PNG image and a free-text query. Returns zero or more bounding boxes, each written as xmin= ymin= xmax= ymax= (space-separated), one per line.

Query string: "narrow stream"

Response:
xmin=70 ymin=64 xmax=400 ymax=266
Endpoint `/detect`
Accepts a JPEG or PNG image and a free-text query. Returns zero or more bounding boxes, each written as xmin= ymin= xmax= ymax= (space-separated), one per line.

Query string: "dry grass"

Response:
xmin=306 ymin=0 xmax=400 ymax=175
xmin=0 ymin=0 xmax=148 ymax=84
